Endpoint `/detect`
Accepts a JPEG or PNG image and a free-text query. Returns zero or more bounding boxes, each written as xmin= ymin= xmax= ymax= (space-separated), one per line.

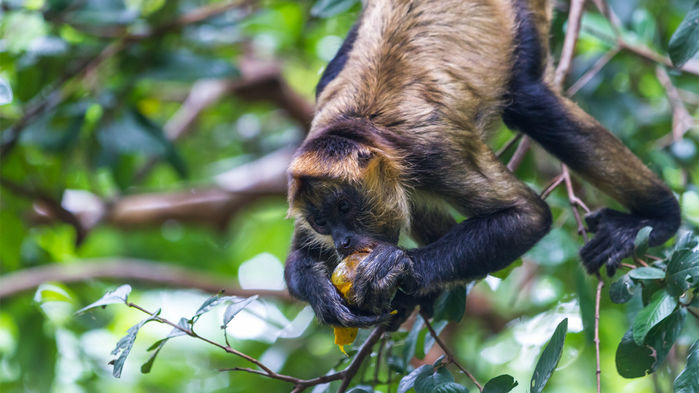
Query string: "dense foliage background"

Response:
xmin=0 ymin=0 xmax=697 ymax=392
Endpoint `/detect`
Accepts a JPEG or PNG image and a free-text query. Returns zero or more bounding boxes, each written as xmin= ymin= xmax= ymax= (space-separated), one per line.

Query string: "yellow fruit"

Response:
xmin=333 ymin=326 xmax=358 ymax=356
xmin=331 ymin=252 xmax=369 ymax=302
xmin=330 ymin=251 xmax=369 ymax=355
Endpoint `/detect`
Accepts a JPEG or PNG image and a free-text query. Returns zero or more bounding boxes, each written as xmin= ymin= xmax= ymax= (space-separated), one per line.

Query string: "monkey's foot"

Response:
xmin=580 ymin=208 xmax=655 ymax=276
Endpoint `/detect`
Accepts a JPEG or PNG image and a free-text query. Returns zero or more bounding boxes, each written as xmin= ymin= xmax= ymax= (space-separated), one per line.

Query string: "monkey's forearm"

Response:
xmin=408 ymin=204 xmax=551 ymax=288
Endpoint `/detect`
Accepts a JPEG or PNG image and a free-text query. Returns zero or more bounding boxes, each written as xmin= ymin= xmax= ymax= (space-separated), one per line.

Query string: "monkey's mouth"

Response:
xmin=336 ymin=245 xmax=374 ymax=260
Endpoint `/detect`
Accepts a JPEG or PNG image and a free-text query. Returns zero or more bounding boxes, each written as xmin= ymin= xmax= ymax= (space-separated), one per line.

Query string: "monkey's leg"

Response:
xmin=383 ymin=195 xmax=458 ymax=326
xmin=503 ymin=84 xmax=680 ymax=275
xmin=408 ymin=194 xmax=457 ymax=247
xmin=404 ymin=147 xmax=553 ymax=290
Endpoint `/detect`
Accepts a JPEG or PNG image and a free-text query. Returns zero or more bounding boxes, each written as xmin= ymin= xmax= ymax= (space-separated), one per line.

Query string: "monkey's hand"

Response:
xmin=312 ymin=279 xmax=391 ymax=327
xmin=350 ymin=243 xmax=418 ymax=315
xmin=580 ymin=208 xmax=660 ymax=277
xmin=285 ymin=247 xmax=390 ymax=327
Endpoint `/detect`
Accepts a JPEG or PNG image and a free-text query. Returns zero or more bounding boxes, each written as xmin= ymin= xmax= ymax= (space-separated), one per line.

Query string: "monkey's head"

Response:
xmin=287 ymin=119 xmax=410 ymax=258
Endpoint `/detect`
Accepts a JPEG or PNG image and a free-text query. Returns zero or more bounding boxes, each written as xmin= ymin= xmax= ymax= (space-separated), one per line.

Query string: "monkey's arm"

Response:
xmin=284 ymin=228 xmax=388 ymax=327
xmin=351 ymin=145 xmax=552 ymax=313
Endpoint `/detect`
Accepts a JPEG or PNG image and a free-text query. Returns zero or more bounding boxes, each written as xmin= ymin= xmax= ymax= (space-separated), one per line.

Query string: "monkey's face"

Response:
xmin=294 ymin=179 xmax=403 ymax=258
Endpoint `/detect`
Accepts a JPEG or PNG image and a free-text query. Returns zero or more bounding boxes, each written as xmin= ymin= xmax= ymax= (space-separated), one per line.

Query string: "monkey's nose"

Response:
xmin=335 ymin=237 xmax=352 ymax=253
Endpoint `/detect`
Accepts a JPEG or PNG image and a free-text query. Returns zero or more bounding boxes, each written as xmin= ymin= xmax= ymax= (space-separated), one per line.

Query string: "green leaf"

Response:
xmin=615 ymin=328 xmax=654 ymax=378
xmin=130 ymin=109 xmax=188 ymax=178
xmin=432 ymin=382 xmax=469 ymax=393
xmin=633 ymin=226 xmax=653 ymax=258
xmin=190 ymin=293 xmax=235 ymax=325
xmin=491 ymin=258 xmax=522 ymax=279
xmin=616 ymin=310 xmax=685 ymax=378
xmin=666 ymin=248 xmax=699 ymax=297
xmin=34 ymin=283 xmax=73 ymax=303
xmin=111 ymin=309 xmax=160 ymax=378
xmin=482 ymin=375 xmax=518 ymax=393
xmin=143 ymin=50 xmax=239 ymax=82
xmin=22 ymin=111 xmax=84 ymax=152
xmin=398 ymin=365 xmax=432 ymax=393
xmin=433 ymin=285 xmax=467 ymax=322
xmin=610 ymin=274 xmax=637 ymax=304
xmin=630 ymin=9 xmax=657 ymax=45
xmin=645 ymin=309 xmax=685 ymax=369
xmin=668 ymin=2 xmax=699 ymax=67
xmin=530 ymin=318 xmax=568 ymax=393
xmin=346 ymin=386 xmax=374 ymax=393
xmin=0 ymin=77 xmax=12 ymax=105
xmin=632 ymin=290 xmax=678 ymax=345
xmin=415 ymin=367 xmax=453 ymax=393
xmin=222 ymin=295 xmax=258 ymax=329
xmin=67 ymin=0 xmax=138 ymax=26
xmin=674 ymin=340 xmax=699 ymax=393
xmin=76 ymin=284 xmax=131 ymax=314
xmin=628 ymin=266 xmax=666 ymax=280
xmin=674 ymin=231 xmax=699 ymax=251
xmin=311 ymin=0 xmax=359 ymax=18
xmin=403 ymin=318 xmax=424 ymax=366
xmin=141 ymin=317 xmax=188 ymax=374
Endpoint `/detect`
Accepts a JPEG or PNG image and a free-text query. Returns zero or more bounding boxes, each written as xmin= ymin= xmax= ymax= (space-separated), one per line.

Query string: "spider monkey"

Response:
xmin=284 ymin=0 xmax=680 ymax=327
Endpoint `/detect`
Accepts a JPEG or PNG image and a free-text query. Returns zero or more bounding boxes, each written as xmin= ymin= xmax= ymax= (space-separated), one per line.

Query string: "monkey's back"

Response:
xmin=312 ymin=0 xmax=522 ymax=139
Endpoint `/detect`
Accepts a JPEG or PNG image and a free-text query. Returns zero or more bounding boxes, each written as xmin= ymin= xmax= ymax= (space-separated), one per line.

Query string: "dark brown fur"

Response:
xmin=284 ymin=0 xmax=680 ymax=325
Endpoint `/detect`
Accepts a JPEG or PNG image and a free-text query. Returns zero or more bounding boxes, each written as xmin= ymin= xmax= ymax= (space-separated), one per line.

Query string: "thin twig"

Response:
xmin=337 ymin=327 xmax=386 ymax=392
xmin=561 ymin=165 xmax=590 ymax=241
xmin=655 ymin=66 xmax=695 ymax=144
xmin=567 ymin=46 xmax=620 ymax=96
xmin=687 ymin=308 xmax=699 ymax=321
xmin=589 ymin=0 xmax=699 ymax=76
xmin=496 ymin=133 xmax=524 ymax=158
xmin=540 ymin=174 xmax=565 ymax=200
xmin=506 ymin=136 xmax=531 ymax=172
xmin=554 ymin=0 xmax=587 ymax=88
xmin=594 ymin=278 xmax=604 ymax=393
xmin=0 ymin=177 xmax=86 ymax=244
xmin=422 ymin=314 xmax=483 ymax=392
xmin=127 ymin=302 xmax=283 ymax=378
xmin=222 ymin=326 xmax=385 ymax=392
xmin=129 ymin=300 xmax=386 ymax=392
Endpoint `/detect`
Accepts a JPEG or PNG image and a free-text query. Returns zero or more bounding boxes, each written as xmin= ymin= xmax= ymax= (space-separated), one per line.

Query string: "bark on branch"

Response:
xmin=0 ymin=258 xmax=293 ymax=300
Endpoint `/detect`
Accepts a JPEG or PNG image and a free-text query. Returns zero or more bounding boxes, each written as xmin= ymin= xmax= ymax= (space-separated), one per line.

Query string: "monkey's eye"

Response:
xmin=313 ymin=216 xmax=327 ymax=227
xmin=308 ymin=214 xmax=329 ymax=234
xmin=338 ymin=200 xmax=351 ymax=215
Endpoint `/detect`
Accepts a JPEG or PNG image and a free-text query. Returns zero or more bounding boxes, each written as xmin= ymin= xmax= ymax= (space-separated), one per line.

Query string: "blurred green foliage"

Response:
xmin=0 ymin=0 xmax=698 ymax=392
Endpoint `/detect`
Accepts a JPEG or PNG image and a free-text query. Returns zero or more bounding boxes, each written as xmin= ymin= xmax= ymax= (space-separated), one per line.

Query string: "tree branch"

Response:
xmin=655 ymin=66 xmax=695 ymax=145
xmin=220 ymin=326 xmax=386 ymax=392
xmin=594 ymin=278 xmax=604 ymax=393
xmin=422 ymin=314 xmax=483 ymax=392
xmin=0 ymin=177 xmax=87 ymax=244
xmin=0 ymin=258 xmax=292 ymax=300
xmin=554 ymin=0 xmax=587 ymax=88
xmin=589 ymin=0 xmax=699 ymax=76
xmin=566 ymin=46 xmax=620 ymax=96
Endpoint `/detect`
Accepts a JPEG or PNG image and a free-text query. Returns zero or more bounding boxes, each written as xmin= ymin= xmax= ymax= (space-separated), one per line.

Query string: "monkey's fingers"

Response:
xmin=319 ymin=290 xmax=391 ymax=327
